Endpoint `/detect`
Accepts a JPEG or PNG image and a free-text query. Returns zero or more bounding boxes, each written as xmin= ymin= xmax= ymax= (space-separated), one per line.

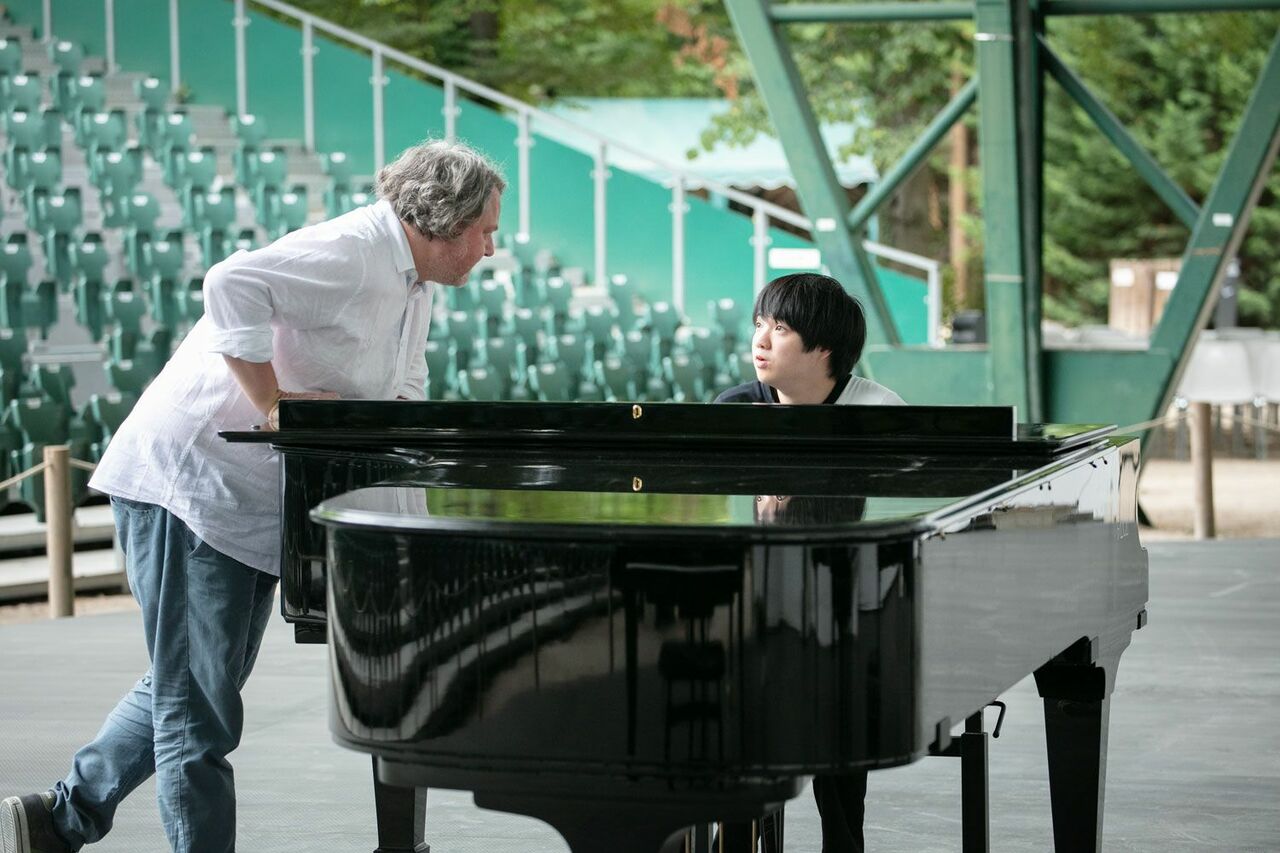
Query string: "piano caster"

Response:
xmin=371 ymin=757 xmax=429 ymax=853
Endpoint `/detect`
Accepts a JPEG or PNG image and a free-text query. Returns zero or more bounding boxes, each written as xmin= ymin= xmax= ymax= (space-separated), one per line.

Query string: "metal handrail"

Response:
xmin=93 ymin=0 xmax=941 ymax=334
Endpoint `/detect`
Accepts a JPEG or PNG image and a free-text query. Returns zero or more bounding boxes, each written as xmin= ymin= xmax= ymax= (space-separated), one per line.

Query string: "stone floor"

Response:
xmin=1 ymin=538 xmax=1277 ymax=852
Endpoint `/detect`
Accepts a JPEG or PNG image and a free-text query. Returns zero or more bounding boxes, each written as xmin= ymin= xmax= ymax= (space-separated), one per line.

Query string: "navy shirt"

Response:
xmin=715 ymin=375 xmax=851 ymax=405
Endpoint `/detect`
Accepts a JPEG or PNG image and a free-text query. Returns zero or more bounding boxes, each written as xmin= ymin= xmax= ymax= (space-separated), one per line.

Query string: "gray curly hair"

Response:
xmin=376 ymin=139 xmax=506 ymax=240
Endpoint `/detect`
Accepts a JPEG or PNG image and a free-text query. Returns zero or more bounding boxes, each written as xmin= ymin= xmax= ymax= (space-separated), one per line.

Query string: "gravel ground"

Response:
xmin=2 ymin=457 xmax=1275 ymax=625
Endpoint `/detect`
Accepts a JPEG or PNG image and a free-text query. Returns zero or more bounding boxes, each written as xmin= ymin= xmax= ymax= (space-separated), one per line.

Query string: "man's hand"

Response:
xmin=267 ymin=389 xmax=340 ymax=431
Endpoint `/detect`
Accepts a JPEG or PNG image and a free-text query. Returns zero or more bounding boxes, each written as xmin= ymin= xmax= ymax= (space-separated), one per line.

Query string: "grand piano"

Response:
xmin=224 ymin=400 xmax=1148 ymax=853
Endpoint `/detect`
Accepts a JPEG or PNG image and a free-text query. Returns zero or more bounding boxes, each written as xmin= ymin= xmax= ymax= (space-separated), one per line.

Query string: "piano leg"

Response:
xmin=372 ymin=757 xmax=429 ymax=853
xmin=1034 ymin=645 xmax=1118 ymax=853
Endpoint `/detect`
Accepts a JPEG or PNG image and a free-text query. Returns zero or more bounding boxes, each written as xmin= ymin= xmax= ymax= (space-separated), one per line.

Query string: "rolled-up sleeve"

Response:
xmin=204 ymin=236 xmax=367 ymax=363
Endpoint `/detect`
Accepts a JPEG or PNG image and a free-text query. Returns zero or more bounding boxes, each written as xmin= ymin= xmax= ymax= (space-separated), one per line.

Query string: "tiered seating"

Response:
xmin=322 ymin=151 xmax=374 ymax=218
xmin=428 ymin=266 xmax=752 ymax=404
xmin=0 ymin=26 xmax=767 ymax=520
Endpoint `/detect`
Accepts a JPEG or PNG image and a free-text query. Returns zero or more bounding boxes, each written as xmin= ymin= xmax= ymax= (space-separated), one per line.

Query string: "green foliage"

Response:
xmin=285 ymin=0 xmax=722 ymax=101
xmin=1041 ymin=12 xmax=1280 ymax=328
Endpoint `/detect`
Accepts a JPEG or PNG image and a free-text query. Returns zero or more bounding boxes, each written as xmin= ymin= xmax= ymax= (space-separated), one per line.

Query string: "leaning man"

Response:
xmin=1 ymin=140 xmax=505 ymax=853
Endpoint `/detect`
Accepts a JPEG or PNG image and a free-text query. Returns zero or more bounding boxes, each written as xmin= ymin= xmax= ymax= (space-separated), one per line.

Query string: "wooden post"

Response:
xmin=44 ymin=444 xmax=74 ymax=618
xmin=1189 ymin=401 xmax=1215 ymax=540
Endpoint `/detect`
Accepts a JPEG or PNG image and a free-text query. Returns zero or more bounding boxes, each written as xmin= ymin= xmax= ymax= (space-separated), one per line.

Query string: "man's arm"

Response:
xmin=222 ymin=355 xmax=338 ymax=429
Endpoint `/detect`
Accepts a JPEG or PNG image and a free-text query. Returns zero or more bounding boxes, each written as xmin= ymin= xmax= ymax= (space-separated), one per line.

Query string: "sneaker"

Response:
xmin=0 ymin=793 xmax=72 ymax=853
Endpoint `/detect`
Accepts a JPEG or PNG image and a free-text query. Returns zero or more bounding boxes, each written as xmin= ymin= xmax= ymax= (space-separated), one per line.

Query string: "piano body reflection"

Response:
xmin=223 ymin=401 xmax=1147 ymax=853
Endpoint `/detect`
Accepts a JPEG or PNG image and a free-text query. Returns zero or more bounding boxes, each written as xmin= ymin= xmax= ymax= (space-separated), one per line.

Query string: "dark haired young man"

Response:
xmin=716 ymin=272 xmax=903 ymax=407
xmin=715 ymin=272 xmax=903 ymax=853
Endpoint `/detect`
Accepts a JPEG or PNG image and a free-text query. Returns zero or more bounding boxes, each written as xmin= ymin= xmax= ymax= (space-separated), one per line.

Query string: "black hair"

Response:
xmin=752 ymin=273 xmax=867 ymax=379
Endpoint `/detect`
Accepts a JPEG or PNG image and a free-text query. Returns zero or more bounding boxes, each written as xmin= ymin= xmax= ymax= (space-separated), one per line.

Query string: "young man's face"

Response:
xmin=425 ymin=188 xmax=501 ymax=286
xmin=752 ymin=315 xmax=831 ymax=389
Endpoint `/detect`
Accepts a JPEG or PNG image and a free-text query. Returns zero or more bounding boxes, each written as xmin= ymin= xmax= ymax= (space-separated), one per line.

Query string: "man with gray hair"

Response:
xmin=1 ymin=140 xmax=505 ymax=853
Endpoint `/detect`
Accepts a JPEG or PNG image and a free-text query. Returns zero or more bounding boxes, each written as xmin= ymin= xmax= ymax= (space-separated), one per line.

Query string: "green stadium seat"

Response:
xmin=72 ymin=275 xmax=104 ymax=341
xmin=265 ymin=185 xmax=308 ymax=239
xmin=508 ymin=306 xmax=549 ymax=359
xmin=232 ymin=113 xmax=268 ymax=148
xmin=0 ymin=327 xmax=26 ymax=404
xmin=710 ymin=297 xmax=745 ymax=347
xmin=423 ymin=339 xmax=454 ymax=400
xmin=594 ymin=356 xmax=637 ymax=402
xmin=579 ymin=304 xmax=617 ymax=358
xmin=609 ymin=274 xmax=637 ymax=329
xmin=105 ymin=357 xmax=155 ymax=397
xmin=619 ymin=328 xmax=656 ymax=375
xmin=680 ymin=326 xmax=720 ymax=386
xmin=141 ymin=232 xmax=185 ymax=283
xmin=3 ymin=108 xmax=59 ymax=156
xmin=33 ymin=189 xmax=82 ymax=287
xmin=16 ymin=149 xmax=62 ymax=220
xmin=4 ymin=396 xmax=93 ymax=517
xmin=47 ymin=41 xmax=83 ymax=76
xmin=80 ymin=109 xmax=128 ymax=157
xmin=106 ymin=290 xmax=147 ymax=360
xmin=26 ymin=280 xmax=57 ymax=339
xmin=478 ymin=336 xmax=521 ymax=392
xmin=458 ymin=366 xmax=504 ymax=401
xmin=527 ymin=362 xmax=573 ymax=402
xmin=68 ymin=232 xmax=108 ymax=300
xmin=95 ymin=146 xmax=145 ymax=226
xmin=446 ymin=279 xmax=478 ymax=312
xmin=1 ymin=72 xmax=42 ymax=113
xmin=84 ymin=391 xmax=135 ymax=460
xmin=647 ymin=301 xmax=682 ymax=344
xmin=550 ymin=333 xmax=588 ymax=381
xmin=62 ymin=73 xmax=105 ymax=119
xmin=0 ymin=235 xmax=32 ymax=288
xmin=477 ymin=278 xmax=510 ymax=322
xmin=0 ymin=37 xmax=22 ymax=77
xmin=156 ymin=111 xmax=194 ymax=184
xmin=133 ymin=77 xmax=169 ymax=150
xmin=135 ymin=76 xmax=169 ymax=112
xmin=445 ymin=310 xmax=484 ymax=369
xmin=175 ymin=277 xmax=205 ymax=325
xmin=174 ymin=147 xmax=219 ymax=223
xmin=321 ymin=151 xmax=353 ymax=187
xmin=30 ymin=363 xmax=74 ymax=407
xmin=247 ymin=147 xmax=288 ymax=224
xmin=193 ymin=188 xmax=237 ymax=267
xmin=119 ymin=192 xmax=161 ymax=276
xmin=543 ymin=276 xmax=572 ymax=330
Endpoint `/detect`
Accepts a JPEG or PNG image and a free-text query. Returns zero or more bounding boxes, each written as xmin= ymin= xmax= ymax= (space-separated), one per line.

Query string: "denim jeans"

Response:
xmin=50 ymin=497 xmax=278 ymax=852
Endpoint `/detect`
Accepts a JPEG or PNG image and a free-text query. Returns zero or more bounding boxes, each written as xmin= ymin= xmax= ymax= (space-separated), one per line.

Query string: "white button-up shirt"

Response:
xmin=90 ymin=200 xmax=434 ymax=575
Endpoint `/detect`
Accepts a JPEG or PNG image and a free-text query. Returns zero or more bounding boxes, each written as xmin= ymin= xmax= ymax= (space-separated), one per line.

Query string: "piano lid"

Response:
xmin=222 ymin=400 xmax=1114 ymax=456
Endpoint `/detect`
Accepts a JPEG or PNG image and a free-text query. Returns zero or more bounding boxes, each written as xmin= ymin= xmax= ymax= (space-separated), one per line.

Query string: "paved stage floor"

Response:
xmin=2 ymin=539 xmax=1277 ymax=852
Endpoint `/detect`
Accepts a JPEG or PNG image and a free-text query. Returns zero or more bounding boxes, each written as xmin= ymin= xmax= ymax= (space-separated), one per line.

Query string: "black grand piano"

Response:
xmin=224 ymin=400 xmax=1148 ymax=853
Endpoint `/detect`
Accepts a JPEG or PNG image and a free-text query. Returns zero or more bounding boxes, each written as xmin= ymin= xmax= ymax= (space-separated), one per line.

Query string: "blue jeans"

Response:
xmin=50 ymin=497 xmax=278 ymax=852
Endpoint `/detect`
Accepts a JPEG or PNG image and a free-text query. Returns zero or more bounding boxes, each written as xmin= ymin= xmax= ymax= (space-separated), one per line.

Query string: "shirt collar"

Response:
xmin=372 ymin=199 xmax=418 ymax=281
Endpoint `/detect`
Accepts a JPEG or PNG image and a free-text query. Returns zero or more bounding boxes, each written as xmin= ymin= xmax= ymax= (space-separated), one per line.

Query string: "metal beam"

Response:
xmin=1149 ymin=32 xmax=1280 ymax=415
xmin=1014 ymin=0 xmax=1045 ymax=423
xmin=848 ymin=77 xmax=978 ymax=232
xmin=1041 ymin=39 xmax=1200 ymax=229
xmin=1045 ymin=0 xmax=1280 ymax=15
xmin=975 ymin=0 xmax=1038 ymax=419
xmin=725 ymin=0 xmax=900 ymax=347
xmin=771 ymin=3 xmax=975 ymax=23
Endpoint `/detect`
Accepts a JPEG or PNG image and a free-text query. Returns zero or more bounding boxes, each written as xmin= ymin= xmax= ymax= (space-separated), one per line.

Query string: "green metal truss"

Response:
xmin=722 ymin=0 xmax=1280 ymax=429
